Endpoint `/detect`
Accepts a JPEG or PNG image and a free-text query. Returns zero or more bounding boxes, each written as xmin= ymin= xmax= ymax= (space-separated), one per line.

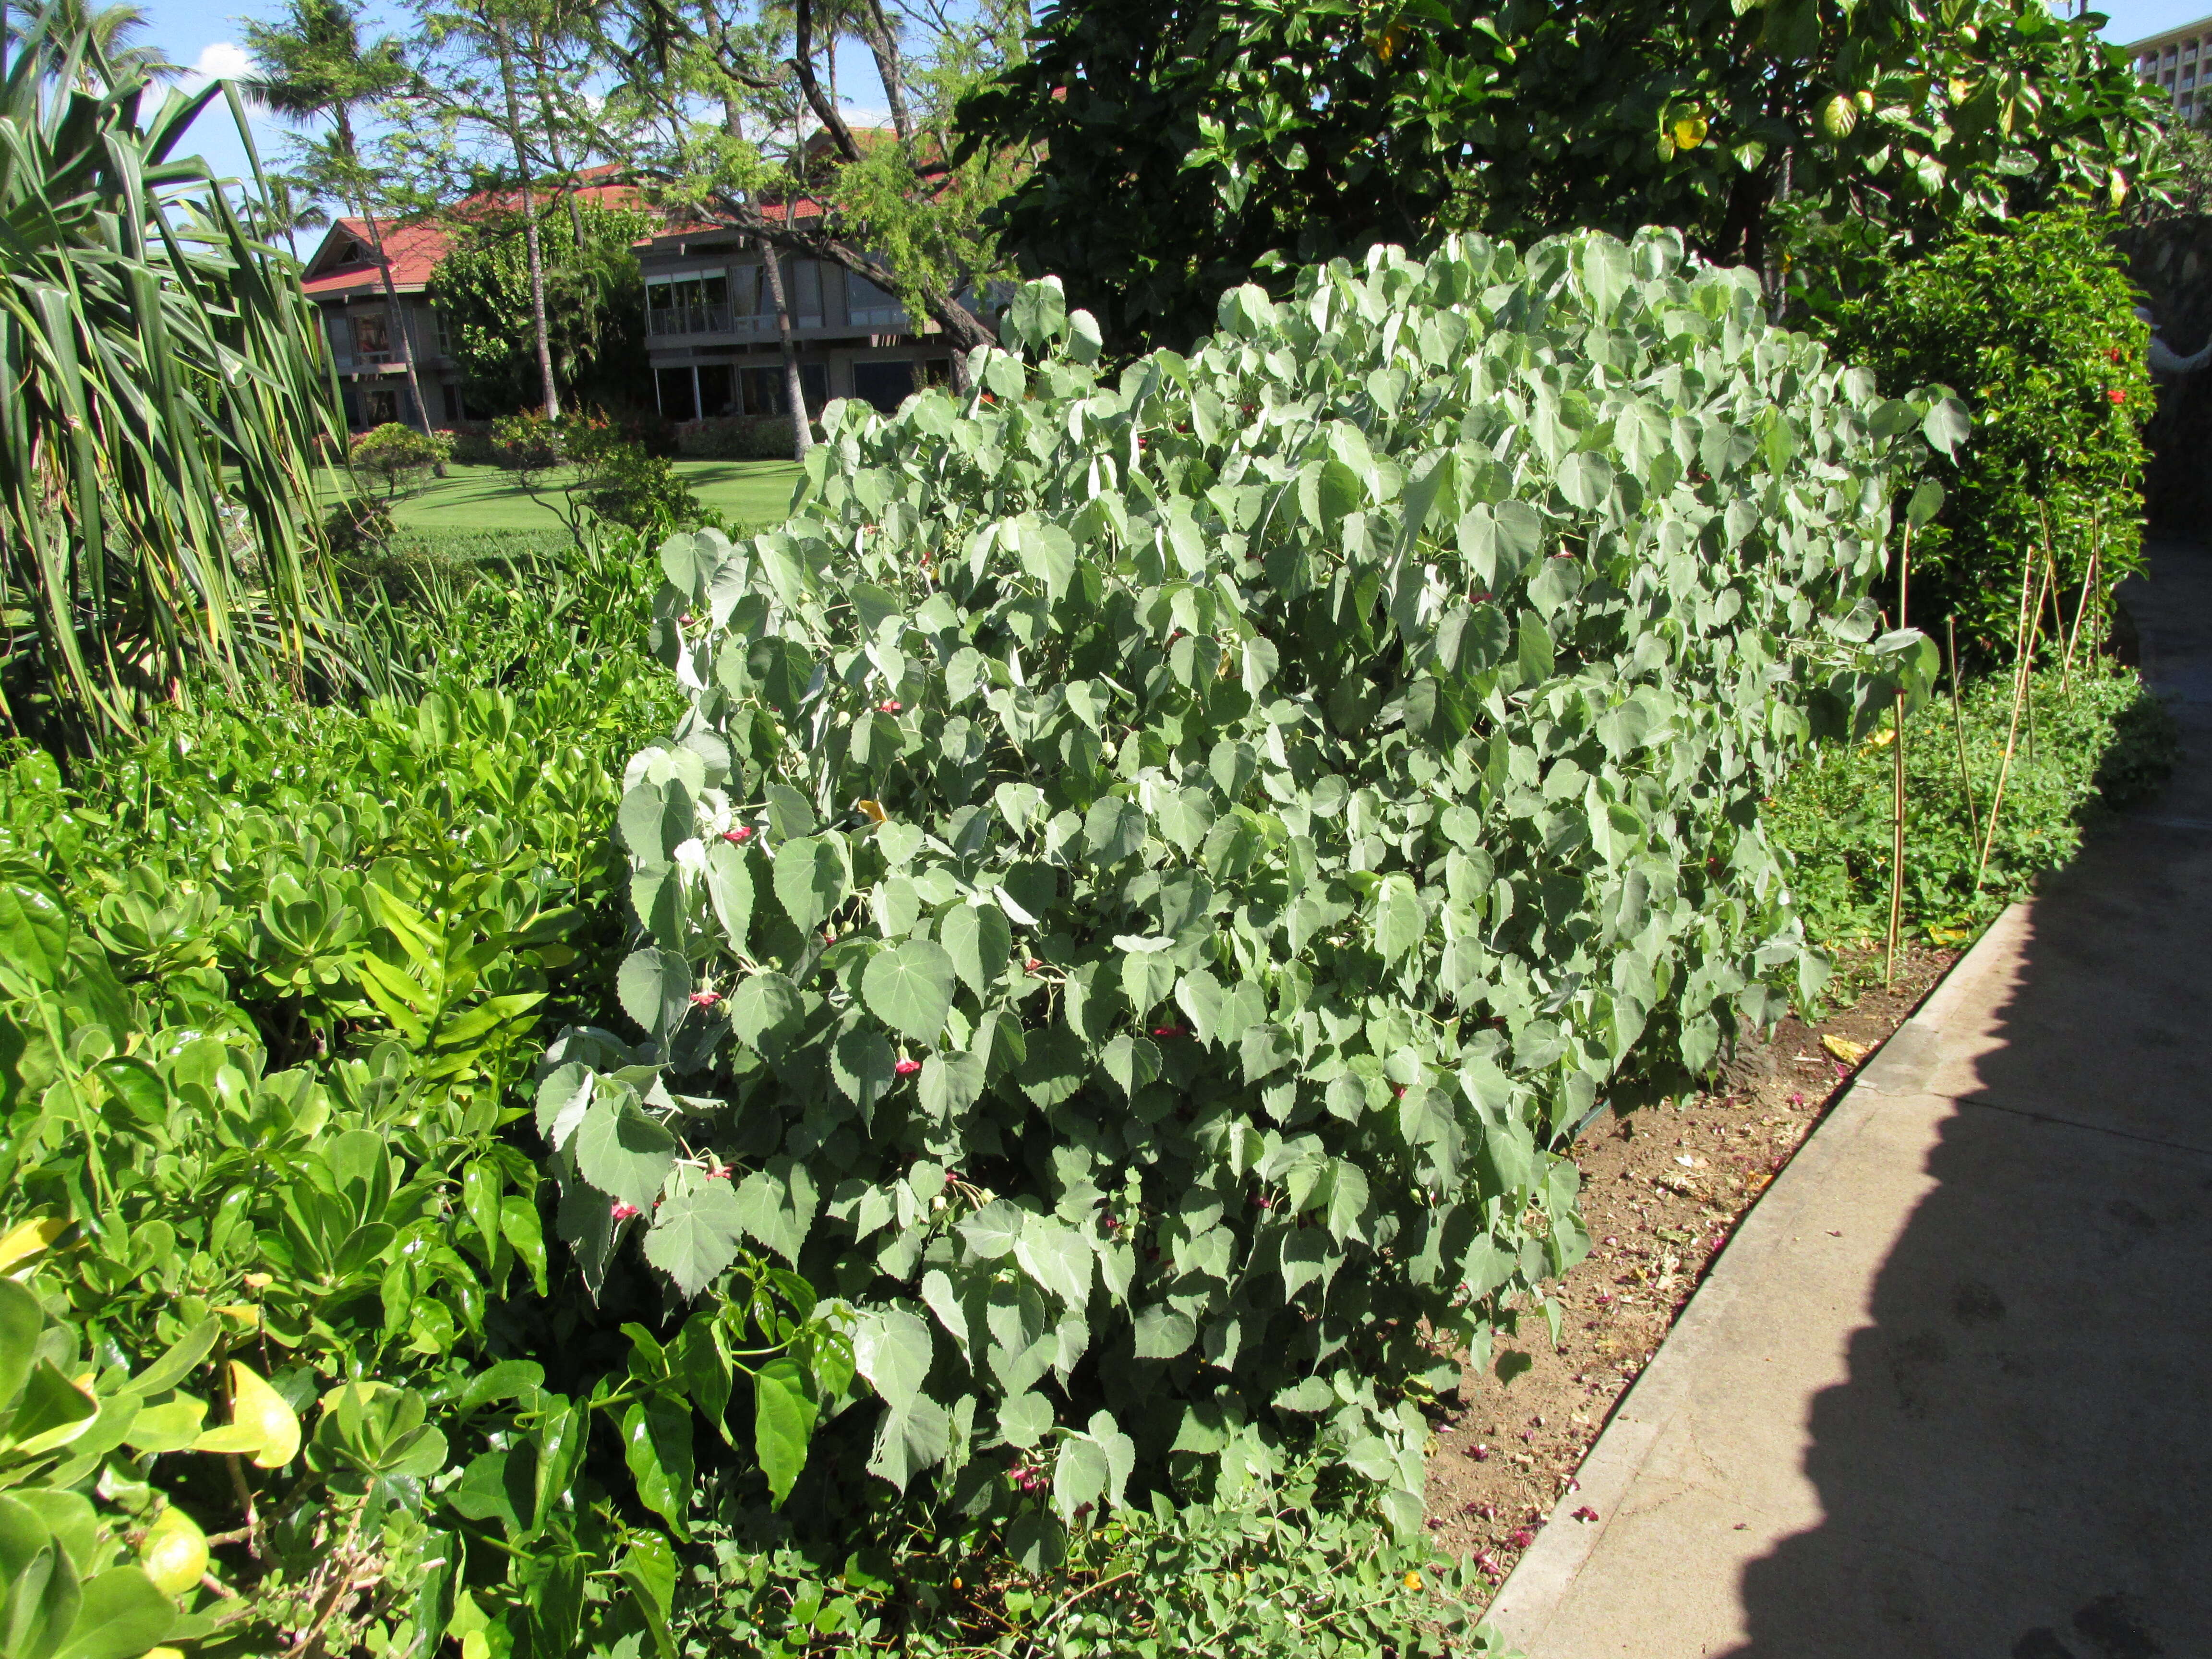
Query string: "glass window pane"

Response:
xmin=657 ymin=366 xmax=699 ymax=422
xmin=697 ymin=363 xmax=736 ymax=417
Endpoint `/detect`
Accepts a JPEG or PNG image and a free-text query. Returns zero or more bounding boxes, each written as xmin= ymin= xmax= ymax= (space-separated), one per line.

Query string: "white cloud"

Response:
xmin=182 ymin=43 xmax=252 ymax=88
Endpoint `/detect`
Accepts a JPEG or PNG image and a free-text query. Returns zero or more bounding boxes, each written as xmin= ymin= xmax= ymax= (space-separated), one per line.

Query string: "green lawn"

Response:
xmin=334 ymin=459 xmax=804 ymax=534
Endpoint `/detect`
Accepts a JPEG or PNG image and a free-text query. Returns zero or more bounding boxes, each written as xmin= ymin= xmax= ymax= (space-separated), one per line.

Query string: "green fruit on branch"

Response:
xmin=138 ymin=1507 xmax=208 ymax=1598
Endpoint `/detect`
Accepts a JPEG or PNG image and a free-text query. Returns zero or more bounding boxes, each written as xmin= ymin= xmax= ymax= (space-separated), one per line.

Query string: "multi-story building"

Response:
xmin=637 ymin=204 xmax=957 ymax=421
xmin=301 ymin=216 xmax=472 ymax=430
xmin=301 ymin=175 xmax=953 ymax=432
xmin=301 ymin=170 xmax=650 ymax=432
xmin=2128 ymin=15 xmax=2212 ymax=125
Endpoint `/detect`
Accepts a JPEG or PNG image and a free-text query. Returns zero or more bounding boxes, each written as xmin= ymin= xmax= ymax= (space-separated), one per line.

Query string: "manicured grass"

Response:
xmin=332 ymin=459 xmax=805 ymax=533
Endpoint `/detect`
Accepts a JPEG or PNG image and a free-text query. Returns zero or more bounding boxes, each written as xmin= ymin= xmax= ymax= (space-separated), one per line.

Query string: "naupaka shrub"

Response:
xmin=543 ymin=228 xmax=1959 ymax=1543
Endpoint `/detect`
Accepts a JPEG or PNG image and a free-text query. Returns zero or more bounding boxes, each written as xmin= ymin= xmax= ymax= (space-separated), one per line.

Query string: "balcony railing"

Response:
xmin=648 ymin=303 xmax=733 ymax=337
xmin=644 ymin=305 xmax=897 ymax=339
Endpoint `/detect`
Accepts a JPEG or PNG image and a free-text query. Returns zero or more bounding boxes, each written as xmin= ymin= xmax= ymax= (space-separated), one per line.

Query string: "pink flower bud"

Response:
xmin=610 ymin=1201 xmax=641 ymax=1222
xmin=878 ymin=699 xmax=902 ymax=713
xmin=1150 ymin=1024 xmax=1182 ymax=1038
xmin=894 ymin=1058 xmax=922 ymax=1076
xmin=689 ymin=990 xmax=721 ymax=1007
xmin=723 ymin=826 xmax=753 ymax=843
xmin=1573 ymin=1505 xmax=1600 ymax=1522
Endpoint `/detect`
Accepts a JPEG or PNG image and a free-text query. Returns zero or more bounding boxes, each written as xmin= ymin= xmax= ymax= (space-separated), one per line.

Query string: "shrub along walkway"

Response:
xmin=1486 ymin=538 xmax=2212 ymax=1658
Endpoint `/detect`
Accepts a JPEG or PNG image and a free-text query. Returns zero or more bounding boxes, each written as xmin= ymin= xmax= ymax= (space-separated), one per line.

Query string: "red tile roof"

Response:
xmin=301 ymin=168 xmax=652 ymax=299
xmin=302 ymin=217 xmax=452 ymax=297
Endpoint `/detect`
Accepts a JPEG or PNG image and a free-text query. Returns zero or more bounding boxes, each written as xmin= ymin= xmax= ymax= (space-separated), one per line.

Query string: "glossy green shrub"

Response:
xmin=1825 ymin=205 xmax=2151 ymax=659
xmin=0 ymin=541 xmax=853 ymax=1659
xmin=556 ymin=231 xmax=1959 ymax=1540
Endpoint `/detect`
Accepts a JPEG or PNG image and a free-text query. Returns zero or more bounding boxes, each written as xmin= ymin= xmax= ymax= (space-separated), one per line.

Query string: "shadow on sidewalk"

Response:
xmin=1728 ymin=543 xmax=2212 ymax=1658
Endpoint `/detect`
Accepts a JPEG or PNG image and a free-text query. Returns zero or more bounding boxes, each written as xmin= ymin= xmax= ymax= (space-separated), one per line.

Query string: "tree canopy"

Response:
xmin=428 ymin=199 xmax=656 ymax=415
xmin=962 ymin=0 xmax=2176 ymax=352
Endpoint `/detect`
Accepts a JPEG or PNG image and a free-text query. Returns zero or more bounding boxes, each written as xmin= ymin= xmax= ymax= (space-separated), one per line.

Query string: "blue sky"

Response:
xmin=133 ymin=0 xmax=2212 ymax=203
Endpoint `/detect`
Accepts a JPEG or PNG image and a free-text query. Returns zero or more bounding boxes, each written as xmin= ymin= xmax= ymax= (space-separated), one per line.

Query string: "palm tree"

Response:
xmin=3 ymin=0 xmax=181 ymax=82
xmin=242 ymin=0 xmax=432 ymax=432
xmin=0 ymin=4 xmax=342 ymax=742
xmin=256 ymin=169 xmax=331 ymax=259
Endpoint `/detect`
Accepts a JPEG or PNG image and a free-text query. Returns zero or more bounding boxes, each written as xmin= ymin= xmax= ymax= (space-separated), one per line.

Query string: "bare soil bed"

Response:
xmin=1421 ymin=943 xmax=1960 ymax=1592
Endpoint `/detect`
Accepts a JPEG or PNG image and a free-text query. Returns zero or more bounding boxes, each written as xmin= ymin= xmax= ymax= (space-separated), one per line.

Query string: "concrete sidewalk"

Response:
xmin=1487 ymin=540 xmax=2212 ymax=1659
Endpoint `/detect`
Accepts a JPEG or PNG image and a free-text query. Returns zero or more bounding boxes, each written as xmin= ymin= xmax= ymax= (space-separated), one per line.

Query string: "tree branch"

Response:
xmin=790 ymin=0 xmax=863 ymax=165
xmin=855 ymin=0 xmax=913 ymax=144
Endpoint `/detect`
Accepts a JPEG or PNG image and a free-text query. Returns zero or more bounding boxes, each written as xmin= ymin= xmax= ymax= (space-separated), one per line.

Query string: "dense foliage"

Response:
xmin=487 ymin=411 xmax=714 ymax=544
xmin=351 ymin=422 xmax=455 ymax=499
xmin=962 ymin=0 xmax=2171 ymax=353
xmin=1825 ymin=205 xmax=2151 ymax=656
xmin=556 ymin=236 xmax=1958 ymax=1549
xmin=0 ymin=13 xmax=340 ymax=745
xmin=1770 ymin=662 xmax=2175 ymax=946
xmin=0 ymin=522 xmax=1522 ymax=1659
xmin=0 ymin=541 xmax=787 ymax=1659
xmin=427 ymin=201 xmax=656 ymax=417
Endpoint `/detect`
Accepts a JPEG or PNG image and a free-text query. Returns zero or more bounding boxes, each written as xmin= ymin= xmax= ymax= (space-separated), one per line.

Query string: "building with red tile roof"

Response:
xmin=303 ymin=161 xmax=954 ymax=432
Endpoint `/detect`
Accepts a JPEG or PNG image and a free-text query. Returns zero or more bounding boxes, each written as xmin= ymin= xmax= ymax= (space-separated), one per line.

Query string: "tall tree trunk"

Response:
xmin=496 ymin=28 xmax=560 ymax=419
xmin=530 ymin=23 xmax=588 ymax=252
xmin=758 ymin=239 xmax=812 ymax=459
xmin=337 ymin=112 xmax=430 ymax=433
xmin=855 ymin=0 xmax=912 ymax=143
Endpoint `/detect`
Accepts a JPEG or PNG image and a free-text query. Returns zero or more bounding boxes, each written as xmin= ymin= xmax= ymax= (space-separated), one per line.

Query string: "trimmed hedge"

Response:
xmin=673 ymin=415 xmax=805 ymax=461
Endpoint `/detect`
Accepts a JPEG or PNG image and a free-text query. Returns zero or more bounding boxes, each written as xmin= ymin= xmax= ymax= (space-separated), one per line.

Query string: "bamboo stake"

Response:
xmin=1947 ymin=614 xmax=1980 ymax=857
xmin=1976 ymin=557 xmax=2046 ymax=890
xmin=2036 ymin=504 xmax=2067 ymax=697
xmin=2063 ymin=514 xmax=2101 ymax=687
xmin=1885 ymin=525 xmax=1913 ymax=987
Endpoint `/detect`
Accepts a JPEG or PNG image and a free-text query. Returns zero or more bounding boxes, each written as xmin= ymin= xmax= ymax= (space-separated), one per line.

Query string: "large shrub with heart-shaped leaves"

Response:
xmin=539 ymin=228 xmax=1957 ymax=1540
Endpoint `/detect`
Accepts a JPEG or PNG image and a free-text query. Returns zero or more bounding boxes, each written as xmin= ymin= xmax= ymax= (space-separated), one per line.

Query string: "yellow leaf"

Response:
xmin=1671 ymin=112 xmax=1708 ymax=150
xmin=1864 ymin=725 xmax=1895 ymax=747
xmin=1820 ymin=1033 xmax=1870 ymax=1065
xmin=0 ymin=1215 xmax=68 ymax=1274
xmin=190 ymin=1424 xmax=266 ymax=1455
xmin=230 ymin=1361 xmax=301 ymax=1468
xmin=854 ymin=798 xmax=888 ymax=824
xmin=213 ymin=1304 xmax=261 ymax=1330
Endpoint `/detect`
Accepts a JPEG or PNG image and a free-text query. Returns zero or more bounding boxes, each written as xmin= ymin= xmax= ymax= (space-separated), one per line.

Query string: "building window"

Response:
xmin=647 ymin=272 xmax=731 ymax=337
xmin=361 ymin=388 xmax=399 ymax=427
xmin=851 ymin=359 xmax=914 ymax=413
xmin=739 ymin=362 xmax=828 ymax=417
xmin=656 ymin=365 xmax=700 ymax=422
xmin=697 ymin=363 xmax=738 ymax=418
xmin=353 ymin=310 xmax=391 ymax=361
xmin=741 ymin=364 xmax=783 ymax=414
xmin=431 ymin=307 xmax=452 ymax=357
xmin=847 ymin=271 xmax=905 ymax=328
xmin=443 ymin=383 xmax=464 ymax=423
